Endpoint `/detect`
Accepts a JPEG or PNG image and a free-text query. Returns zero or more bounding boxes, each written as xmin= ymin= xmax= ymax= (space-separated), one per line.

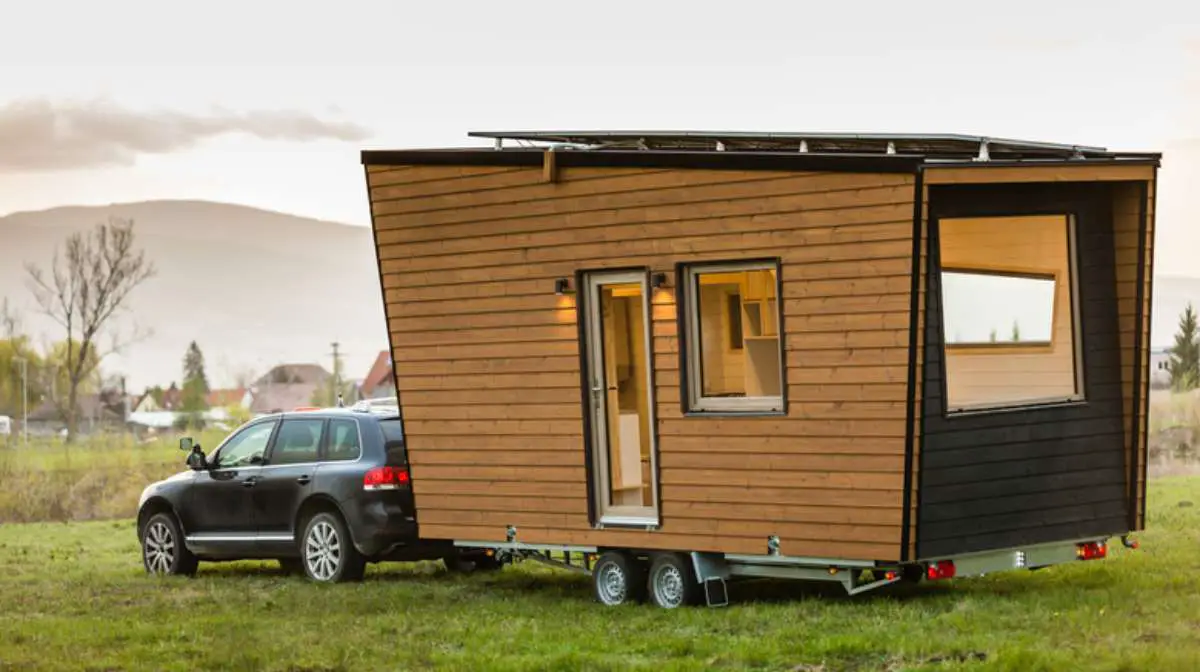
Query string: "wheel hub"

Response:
xmin=144 ymin=521 xmax=175 ymax=574
xmin=305 ymin=521 xmax=342 ymax=581
xmin=655 ymin=566 xmax=684 ymax=606
xmin=597 ymin=563 xmax=627 ymax=604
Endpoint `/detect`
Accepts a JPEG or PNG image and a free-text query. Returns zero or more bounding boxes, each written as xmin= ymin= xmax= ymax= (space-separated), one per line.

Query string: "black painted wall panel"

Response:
xmin=917 ymin=183 xmax=1130 ymax=558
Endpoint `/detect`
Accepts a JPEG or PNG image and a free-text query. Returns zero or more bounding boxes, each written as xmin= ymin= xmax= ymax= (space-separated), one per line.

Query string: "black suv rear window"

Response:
xmin=379 ymin=418 xmax=406 ymax=463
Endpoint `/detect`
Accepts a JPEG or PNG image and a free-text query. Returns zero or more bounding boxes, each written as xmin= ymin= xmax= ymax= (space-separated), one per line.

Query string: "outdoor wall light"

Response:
xmin=554 ymin=278 xmax=572 ymax=295
xmin=651 ymin=272 xmax=668 ymax=290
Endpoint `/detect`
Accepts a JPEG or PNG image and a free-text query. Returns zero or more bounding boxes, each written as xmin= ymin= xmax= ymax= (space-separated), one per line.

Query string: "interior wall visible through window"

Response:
xmin=938 ymin=214 xmax=1084 ymax=412
xmin=683 ymin=260 xmax=784 ymax=413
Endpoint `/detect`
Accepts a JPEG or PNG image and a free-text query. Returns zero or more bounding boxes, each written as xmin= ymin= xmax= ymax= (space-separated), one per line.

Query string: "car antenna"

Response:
xmin=336 ymin=393 xmax=344 ymax=408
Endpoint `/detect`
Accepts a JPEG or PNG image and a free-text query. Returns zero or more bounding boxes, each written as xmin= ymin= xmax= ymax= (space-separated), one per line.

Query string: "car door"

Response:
xmin=253 ymin=416 xmax=325 ymax=548
xmin=186 ymin=419 xmax=278 ymax=542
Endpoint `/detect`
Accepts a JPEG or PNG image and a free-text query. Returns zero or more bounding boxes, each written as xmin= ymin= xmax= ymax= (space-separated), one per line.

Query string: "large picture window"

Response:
xmin=938 ymin=215 xmax=1084 ymax=413
xmin=682 ymin=260 xmax=785 ymax=413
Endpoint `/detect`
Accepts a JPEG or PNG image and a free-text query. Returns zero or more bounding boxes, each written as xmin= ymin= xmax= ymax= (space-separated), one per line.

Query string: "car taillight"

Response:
xmin=1076 ymin=541 xmax=1107 ymax=560
xmin=926 ymin=560 xmax=956 ymax=581
xmin=363 ymin=466 xmax=410 ymax=491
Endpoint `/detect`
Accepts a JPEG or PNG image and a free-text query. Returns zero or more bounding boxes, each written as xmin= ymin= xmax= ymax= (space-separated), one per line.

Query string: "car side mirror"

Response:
xmin=186 ymin=446 xmax=208 ymax=471
xmin=179 ymin=436 xmax=194 ymax=452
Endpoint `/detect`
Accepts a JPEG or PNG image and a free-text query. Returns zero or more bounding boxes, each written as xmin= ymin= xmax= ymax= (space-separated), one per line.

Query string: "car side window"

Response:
xmin=214 ymin=421 xmax=276 ymax=469
xmin=269 ymin=418 xmax=324 ymax=466
xmin=325 ymin=419 xmax=361 ymax=462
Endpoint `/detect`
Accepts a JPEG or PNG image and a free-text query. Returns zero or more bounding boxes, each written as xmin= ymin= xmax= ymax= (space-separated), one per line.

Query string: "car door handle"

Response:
xmin=241 ymin=477 xmax=259 ymax=488
xmin=296 ymin=475 xmax=311 ymax=486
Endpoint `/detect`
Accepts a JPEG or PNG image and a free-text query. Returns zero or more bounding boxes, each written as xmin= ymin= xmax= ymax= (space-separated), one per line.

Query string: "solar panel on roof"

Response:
xmin=466 ymin=130 xmax=1120 ymax=161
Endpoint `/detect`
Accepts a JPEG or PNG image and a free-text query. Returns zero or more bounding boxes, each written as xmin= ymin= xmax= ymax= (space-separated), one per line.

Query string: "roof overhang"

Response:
xmin=361 ymin=130 xmax=1161 ymax=173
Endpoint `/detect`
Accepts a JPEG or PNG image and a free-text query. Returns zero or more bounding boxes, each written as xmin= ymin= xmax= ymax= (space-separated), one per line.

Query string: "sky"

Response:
xmin=2 ymin=0 xmax=1198 ymax=269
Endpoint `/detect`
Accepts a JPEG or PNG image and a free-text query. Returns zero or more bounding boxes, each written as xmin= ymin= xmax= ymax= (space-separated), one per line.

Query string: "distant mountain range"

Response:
xmin=2 ymin=200 xmax=388 ymax=390
xmin=3 ymin=199 xmax=1198 ymax=391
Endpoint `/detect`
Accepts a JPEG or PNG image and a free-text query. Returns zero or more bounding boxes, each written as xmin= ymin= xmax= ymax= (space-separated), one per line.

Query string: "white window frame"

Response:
xmin=682 ymin=259 xmax=786 ymax=414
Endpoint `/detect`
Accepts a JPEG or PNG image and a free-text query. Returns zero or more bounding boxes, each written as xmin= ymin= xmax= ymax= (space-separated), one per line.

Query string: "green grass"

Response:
xmin=0 ymin=479 xmax=1198 ymax=671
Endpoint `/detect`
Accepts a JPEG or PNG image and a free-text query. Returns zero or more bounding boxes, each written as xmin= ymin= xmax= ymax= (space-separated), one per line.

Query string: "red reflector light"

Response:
xmin=926 ymin=560 xmax=956 ymax=581
xmin=1076 ymin=541 xmax=1107 ymax=560
xmin=364 ymin=466 xmax=410 ymax=490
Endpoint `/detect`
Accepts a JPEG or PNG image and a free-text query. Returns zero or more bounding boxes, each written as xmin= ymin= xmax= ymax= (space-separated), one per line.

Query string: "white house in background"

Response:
xmin=1150 ymin=347 xmax=1171 ymax=388
xmin=127 ymin=407 xmax=234 ymax=434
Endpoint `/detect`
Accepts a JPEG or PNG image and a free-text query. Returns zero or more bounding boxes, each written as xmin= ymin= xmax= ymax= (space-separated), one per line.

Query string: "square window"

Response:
xmin=938 ymin=215 xmax=1084 ymax=413
xmin=682 ymin=260 xmax=785 ymax=413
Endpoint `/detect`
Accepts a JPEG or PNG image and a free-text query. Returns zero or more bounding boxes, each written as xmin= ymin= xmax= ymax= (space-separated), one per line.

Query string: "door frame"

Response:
xmin=576 ymin=268 xmax=661 ymax=528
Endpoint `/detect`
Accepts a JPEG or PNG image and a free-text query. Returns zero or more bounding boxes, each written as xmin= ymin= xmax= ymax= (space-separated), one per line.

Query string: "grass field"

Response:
xmin=0 ymin=478 xmax=1197 ymax=671
xmin=0 ymin=431 xmax=226 ymax=523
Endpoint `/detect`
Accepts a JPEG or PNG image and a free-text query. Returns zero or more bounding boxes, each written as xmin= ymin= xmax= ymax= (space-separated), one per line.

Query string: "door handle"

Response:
xmin=296 ymin=475 xmax=312 ymax=486
xmin=241 ymin=477 xmax=259 ymax=488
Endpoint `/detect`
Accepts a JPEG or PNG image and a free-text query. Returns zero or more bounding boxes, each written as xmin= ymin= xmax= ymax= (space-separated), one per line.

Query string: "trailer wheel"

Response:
xmin=647 ymin=553 xmax=702 ymax=609
xmin=592 ymin=551 xmax=647 ymax=606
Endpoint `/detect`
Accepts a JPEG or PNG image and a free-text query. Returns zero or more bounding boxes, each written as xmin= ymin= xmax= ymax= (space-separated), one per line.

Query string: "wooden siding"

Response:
xmin=917 ymin=181 xmax=1131 ymax=558
xmin=923 ymin=163 xmax=1156 ymax=185
xmin=904 ymin=185 xmax=929 ymax=561
xmin=1111 ymin=177 xmax=1155 ymax=529
xmin=367 ymin=163 xmax=918 ymax=562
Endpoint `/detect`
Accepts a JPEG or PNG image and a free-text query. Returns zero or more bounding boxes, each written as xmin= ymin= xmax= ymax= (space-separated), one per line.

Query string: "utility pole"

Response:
xmin=13 ymin=356 xmax=27 ymax=444
xmin=330 ymin=341 xmax=343 ymax=407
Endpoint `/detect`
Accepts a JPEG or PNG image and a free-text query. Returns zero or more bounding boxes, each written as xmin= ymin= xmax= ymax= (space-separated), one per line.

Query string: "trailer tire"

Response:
xmin=647 ymin=553 xmax=702 ymax=609
xmin=592 ymin=551 xmax=647 ymax=606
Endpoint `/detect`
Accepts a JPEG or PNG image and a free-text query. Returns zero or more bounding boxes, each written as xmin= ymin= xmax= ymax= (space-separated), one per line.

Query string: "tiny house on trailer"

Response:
xmin=361 ymin=131 xmax=1160 ymax=608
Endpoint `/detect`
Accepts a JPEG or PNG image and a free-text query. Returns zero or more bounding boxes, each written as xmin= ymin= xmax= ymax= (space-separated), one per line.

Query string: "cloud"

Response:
xmin=0 ymin=98 xmax=372 ymax=172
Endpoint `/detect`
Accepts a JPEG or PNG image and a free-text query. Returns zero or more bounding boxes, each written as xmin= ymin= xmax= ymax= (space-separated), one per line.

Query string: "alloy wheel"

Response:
xmin=144 ymin=521 xmax=176 ymax=574
xmin=305 ymin=520 xmax=342 ymax=581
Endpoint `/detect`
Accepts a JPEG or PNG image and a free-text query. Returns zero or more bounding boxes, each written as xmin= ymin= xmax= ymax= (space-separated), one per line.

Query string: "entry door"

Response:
xmin=582 ymin=271 xmax=660 ymax=525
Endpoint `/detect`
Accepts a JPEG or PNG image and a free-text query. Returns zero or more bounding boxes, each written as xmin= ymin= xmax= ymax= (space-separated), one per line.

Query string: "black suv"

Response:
xmin=136 ymin=403 xmax=499 ymax=582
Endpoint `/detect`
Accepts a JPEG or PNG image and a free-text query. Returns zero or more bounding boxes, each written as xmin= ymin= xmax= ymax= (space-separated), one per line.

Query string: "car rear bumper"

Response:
xmin=343 ymin=495 xmax=418 ymax=557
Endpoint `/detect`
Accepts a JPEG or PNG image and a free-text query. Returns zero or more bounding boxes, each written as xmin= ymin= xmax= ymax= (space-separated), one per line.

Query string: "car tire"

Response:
xmin=647 ymin=553 xmax=702 ymax=609
xmin=141 ymin=512 xmax=198 ymax=577
xmin=592 ymin=551 xmax=648 ymax=606
xmin=300 ymin=511 xmax=366 ymax=583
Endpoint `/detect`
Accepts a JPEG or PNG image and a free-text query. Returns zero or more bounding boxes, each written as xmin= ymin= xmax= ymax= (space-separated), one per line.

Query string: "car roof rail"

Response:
xmin=351 ymin=397 xmax=400 ymax=416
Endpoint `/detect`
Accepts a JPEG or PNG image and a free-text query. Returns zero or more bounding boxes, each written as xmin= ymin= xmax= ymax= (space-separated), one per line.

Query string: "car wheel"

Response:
xmin=300 ymin=511 xmax=366 ymax=583
xmin=141 ymin=512 xmax=198 ymax=577
xmin=592 ymin=551 xmax=648 ymax=606
xmin=647 ymin=553 xmax=702 ymax=609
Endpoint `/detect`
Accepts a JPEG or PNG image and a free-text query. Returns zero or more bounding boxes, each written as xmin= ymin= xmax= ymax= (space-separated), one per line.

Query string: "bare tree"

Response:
xmin=25 ymin=217 xmax=155 ymax=441
xmin=0 ymin=297 xmax=20 ymax=339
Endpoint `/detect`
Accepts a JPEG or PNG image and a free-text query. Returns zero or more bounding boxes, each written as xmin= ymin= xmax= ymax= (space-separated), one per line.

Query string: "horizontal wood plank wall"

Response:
xmin=1140 ymin=174 xmax=1156 ymax=527
xmin=367 ymin=163 xmax=918 ymax=561
xmin=918 ymin=182 xmax=1129 ymax=559
xmin=904 ymin=184 xmax=929 ymax=561
xmin=1112 ymin=177 xmax=1155 ymax=529
xmin=924 ymin=164 xmax=1156 ymax=186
